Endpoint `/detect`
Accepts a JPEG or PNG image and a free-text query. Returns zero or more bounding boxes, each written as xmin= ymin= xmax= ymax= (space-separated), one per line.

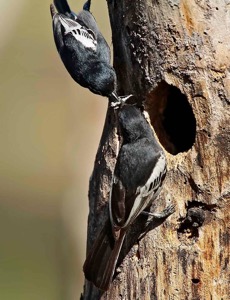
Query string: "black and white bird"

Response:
xmin=83 ymin=105 xmax=174 ymax=291
xmin=50 ymin=0 xmax=130 ymax=105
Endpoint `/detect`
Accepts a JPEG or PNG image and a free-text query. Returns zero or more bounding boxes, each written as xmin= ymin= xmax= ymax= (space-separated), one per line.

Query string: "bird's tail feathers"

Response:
xmin=54 ymin=0 xmax=71 ymax=14
xmin=50 ymin=3 xmax=56 ymax=18
xmin=83 ymin=0 xmax=91 ymax=11
xmin=83 ymin=219 xmax=126 ymax=291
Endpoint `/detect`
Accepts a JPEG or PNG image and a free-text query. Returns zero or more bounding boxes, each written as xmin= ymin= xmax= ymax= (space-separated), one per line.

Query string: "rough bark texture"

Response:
xmin=83 ymin=0 xmax=230 ymax=299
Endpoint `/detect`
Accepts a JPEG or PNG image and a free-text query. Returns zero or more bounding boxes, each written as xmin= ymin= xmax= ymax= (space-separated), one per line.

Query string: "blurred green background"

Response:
xmin=0 ymin=0 xmax=110 ymax=299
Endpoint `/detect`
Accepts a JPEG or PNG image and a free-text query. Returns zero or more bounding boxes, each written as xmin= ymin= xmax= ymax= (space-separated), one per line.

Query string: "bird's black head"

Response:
xmin=118 ymin=106 xmax=154 ymax=142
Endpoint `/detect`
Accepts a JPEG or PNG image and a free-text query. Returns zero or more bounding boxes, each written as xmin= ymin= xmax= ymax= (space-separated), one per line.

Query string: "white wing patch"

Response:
xmin=124 ymin=151 xmax=166 ymax=227
xmin=59 ymin=15 xmax=97 ymax=51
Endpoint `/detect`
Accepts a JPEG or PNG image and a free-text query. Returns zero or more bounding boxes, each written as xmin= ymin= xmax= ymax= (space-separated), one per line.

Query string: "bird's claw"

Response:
xmin=110 ymin=101 xmax=121 ymax=109
xmin=142 ymin=203 xmax=175 ymax=219
xmin=119 ymin=94 xmax=133 ymax=103
xmin=110 ymin=93 xmax=133 ymax=109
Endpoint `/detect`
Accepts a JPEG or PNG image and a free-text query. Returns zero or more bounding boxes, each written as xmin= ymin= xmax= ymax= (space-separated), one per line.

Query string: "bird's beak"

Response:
xmin=50 ymin=3 xmax=57 ymax=19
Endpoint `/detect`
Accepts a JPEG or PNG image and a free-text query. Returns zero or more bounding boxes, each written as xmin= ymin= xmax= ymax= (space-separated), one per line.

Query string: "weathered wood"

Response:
xmin=83 ymin=0 xmax=230 ymax=299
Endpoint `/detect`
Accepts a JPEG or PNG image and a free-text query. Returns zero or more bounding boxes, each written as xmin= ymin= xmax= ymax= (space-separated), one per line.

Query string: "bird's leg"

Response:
xmin=119 ymin=94 xmax=133 ymax=103
xmin=110 ymin=92 xmax=121 ymax=108
xmin=142 ymin=204 xmax=175 ymax=219
xmin=138 ymin=204 xmax=175 ymax=241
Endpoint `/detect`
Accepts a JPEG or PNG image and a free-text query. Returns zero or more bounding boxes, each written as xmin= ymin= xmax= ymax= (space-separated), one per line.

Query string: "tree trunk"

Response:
xmin=83 ymin=0 xmax=230 ymax=299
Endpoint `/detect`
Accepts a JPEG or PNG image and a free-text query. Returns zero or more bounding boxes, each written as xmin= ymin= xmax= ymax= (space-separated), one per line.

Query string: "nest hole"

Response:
xmin=146 ymin=81 xmax=196 ymax=155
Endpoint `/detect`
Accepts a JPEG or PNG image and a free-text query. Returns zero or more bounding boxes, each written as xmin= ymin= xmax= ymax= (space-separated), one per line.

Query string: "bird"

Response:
xmin=83 ymin=105 xmax=175 ymax=290
xmin=50 ymin=0 xmax=130 ymax=105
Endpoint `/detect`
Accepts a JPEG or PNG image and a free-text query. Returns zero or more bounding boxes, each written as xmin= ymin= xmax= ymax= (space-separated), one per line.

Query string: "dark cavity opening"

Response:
xmin=146 ymin=81 xmax=196 ymax=155
xmin=192 ymin=278 xmax=200 ymax=284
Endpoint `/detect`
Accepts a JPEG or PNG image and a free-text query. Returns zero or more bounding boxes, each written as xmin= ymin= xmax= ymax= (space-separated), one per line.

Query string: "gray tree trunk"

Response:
xmin=83 ymin=0 xmax=230 ymax=299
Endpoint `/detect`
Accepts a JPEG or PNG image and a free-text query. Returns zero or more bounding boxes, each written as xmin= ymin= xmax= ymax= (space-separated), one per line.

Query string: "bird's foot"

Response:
xmin=110 ymin=93 xmax=133 ymax=109
xmin=142 ymin=204 xmax=175 ymax=219
xmin=110 ymin=100 xmax=121 ymax=109
xmin=119 ymin=94 xmax=133 ymax=103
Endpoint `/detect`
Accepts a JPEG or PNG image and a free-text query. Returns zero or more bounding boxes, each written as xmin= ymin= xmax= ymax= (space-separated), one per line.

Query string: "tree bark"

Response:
xmin=83 ymin=0 xmax=230 ymax=299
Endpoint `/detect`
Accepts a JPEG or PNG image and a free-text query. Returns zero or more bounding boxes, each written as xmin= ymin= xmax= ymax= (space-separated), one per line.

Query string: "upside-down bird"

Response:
xmin=83 ymin=105 xmax=175 ymax=290
xmin=50 ymin=0 xmax=130 ymax=105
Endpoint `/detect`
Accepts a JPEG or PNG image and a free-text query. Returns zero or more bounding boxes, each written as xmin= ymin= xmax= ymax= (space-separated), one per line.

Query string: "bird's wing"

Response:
xmin=77 ymin=10 xmax=111 ymax=64
xmin=123 ymin=151 xmax=166 ymax=227
xmin=109 ymin=139 xmax=166 ymax=232
xmin=58 ymin=15 xmax=97 ymax=51
xmin=109 ymin=175 xmax=128 ymax=229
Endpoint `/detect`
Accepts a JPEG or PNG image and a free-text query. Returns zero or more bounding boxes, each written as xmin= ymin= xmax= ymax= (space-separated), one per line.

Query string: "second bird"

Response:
xmin=51 ymin=0 xmax=121 ymax=103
